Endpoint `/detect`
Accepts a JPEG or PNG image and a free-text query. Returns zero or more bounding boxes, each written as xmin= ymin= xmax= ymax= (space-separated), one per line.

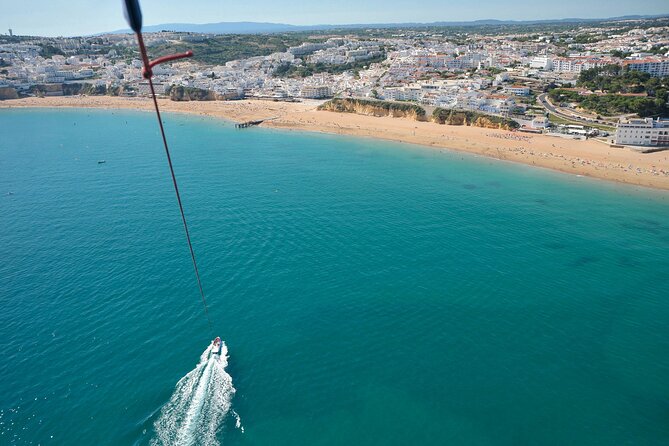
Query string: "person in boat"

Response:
xmin=211 ymin=337 xmax=221 ymax=356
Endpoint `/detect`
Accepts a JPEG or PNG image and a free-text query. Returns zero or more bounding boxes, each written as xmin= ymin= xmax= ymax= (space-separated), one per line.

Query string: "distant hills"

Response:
xmin=104 ymin=15 xmax=669 ymax=35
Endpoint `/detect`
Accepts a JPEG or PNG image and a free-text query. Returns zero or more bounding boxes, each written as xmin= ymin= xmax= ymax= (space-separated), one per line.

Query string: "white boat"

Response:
xmin=211 ymin=336 xmax=222 ymax=356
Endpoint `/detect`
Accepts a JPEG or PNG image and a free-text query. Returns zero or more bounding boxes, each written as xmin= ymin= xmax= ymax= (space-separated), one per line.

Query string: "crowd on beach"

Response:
xmin=486 ymin=132 xmax=533 ymax=142
xmin=503 ymin=146 xmax=669 ymax=178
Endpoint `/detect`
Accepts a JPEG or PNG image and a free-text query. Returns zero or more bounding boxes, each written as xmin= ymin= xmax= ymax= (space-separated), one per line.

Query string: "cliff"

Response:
xmin=169 ymin=86 xmax=216 ymax=101
xmin=318 ymin=98 xmax=427 ymax=121
xmin=432 ymin=108 xmax=519 ymax=130
xmin=0 ymin=87 xmax=19 ymax=100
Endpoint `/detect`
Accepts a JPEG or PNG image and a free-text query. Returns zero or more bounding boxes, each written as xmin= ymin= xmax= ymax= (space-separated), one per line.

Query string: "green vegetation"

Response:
xmin=274 ymin=53 xmax=386 ymax=78
xmin=547 ymin=65 xmax=669 ymax=118
xmin=648 ymin=45 xmax=668 ymax=56
xmin=0 ymin=35 xmax=34 ymax=44
xmin=546 ymin=112 xmax=614 ymax=131
xmin=432 ymin=108 xmax=519 ymax=129
xmin=551 ymin=90 xmax=667 ymax=118
xmin=572 ymin=34 xmax=603 ymax=44
xmin=511 ymin=34 xmax=539 ymax=42
xmin=577 ymin=65 xmax=662 ymax=93
xmin=610 ymin=50 xmax=632 ymax=59
xmin=148 ymin=34 xmax=315 ymax=66
xmin=331 ymin=16 xmax=669 ymax=40
xmin=483 ymin=67 xmax=505 ymax=75
xmin=547 ymin=113 xmax=575 ymax=126
xmin=39 ymin=44 xmax=65 ymax=58
xmin=319 ymin=98 xmax=426 ymax=120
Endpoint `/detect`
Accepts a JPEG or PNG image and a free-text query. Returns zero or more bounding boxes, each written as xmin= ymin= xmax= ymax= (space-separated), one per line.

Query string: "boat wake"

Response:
xmin=151 ymin=341 xmax=240 ymax=446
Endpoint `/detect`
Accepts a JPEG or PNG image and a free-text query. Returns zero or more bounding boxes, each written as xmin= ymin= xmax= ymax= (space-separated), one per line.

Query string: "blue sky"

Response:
xmin=3 ymin=0 xmax=669 ymax=37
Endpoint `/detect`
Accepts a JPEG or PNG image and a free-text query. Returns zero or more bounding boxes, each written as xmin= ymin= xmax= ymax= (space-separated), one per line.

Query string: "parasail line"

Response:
xmin=123 ymin=0 xmax=213 ymax=334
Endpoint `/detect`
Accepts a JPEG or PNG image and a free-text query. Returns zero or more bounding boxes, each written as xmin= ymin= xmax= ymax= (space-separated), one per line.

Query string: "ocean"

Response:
xmin=1 ymin=108 xmax=669 ymax=445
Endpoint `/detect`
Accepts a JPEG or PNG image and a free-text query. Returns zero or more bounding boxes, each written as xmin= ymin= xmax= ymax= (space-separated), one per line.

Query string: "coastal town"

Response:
xmin=3 ymin=3 xmax=669 ymax=445
xmin=1 ymin=16 xmax=668 ymax=148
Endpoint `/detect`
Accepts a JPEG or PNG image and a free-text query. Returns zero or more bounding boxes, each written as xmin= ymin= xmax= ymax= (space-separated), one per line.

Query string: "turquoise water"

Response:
xmin=1 ymin=108 xmax=669 ymax=445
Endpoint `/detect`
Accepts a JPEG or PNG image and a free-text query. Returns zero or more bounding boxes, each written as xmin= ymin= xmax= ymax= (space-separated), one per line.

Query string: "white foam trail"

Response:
xmin=232 ymin=410 xmax=244 ymax=433
xmin=152 ymin=341 xmax=240 ymax=446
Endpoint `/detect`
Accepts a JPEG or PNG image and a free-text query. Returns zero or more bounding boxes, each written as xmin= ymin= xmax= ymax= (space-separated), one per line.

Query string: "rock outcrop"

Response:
xmin=318 ymin=98 xmax=427 ymax=121
xmin=431 ymin=108 xmax=519 ymax=130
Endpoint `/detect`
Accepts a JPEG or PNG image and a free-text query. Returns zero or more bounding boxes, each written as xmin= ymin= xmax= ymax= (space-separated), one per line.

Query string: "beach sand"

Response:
xmin=2 ymin=95 xmax=669 ymax=190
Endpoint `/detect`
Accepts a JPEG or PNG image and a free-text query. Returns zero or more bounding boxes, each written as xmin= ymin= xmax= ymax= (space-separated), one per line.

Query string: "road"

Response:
xmin=537 ymin=93 xmax=615 ymax=128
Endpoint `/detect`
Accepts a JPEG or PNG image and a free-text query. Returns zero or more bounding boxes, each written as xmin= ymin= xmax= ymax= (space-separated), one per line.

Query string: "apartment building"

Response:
xmin=506 ymin=85 xmax=530 ymax=96
xmin=551 ymin=57 xmax=613 ymax=73
xmin=623 ymin=58 xmax=669 ymax=77
xmin=615 ymin=118 xmax=669 ymax=146
xmin=300 ymin=85 xmax=332 ymax=99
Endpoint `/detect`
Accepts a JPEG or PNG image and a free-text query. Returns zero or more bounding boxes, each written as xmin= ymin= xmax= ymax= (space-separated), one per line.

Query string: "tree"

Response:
xmin=610 ymin=50 xmax=631 ymax=59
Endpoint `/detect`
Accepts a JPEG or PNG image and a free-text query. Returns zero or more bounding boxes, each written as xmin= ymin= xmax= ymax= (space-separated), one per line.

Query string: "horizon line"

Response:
xmin=5 ymin=13 xmax=669 ymax=39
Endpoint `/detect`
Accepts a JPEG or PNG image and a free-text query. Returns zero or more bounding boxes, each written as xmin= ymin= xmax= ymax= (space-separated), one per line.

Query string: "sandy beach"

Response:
xmin=2 ymin=95 xmax=669 ymax=190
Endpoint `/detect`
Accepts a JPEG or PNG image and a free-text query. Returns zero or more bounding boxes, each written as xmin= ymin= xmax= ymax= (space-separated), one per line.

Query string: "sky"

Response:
xmin=2 ymin=0 xmax=669 ymax=37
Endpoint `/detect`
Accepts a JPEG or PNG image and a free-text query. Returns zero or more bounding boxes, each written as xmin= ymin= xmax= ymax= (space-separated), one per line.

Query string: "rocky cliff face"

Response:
xmin=431 ymin=109 xmax=519 ymax=130
xmin=471 ymin=116 xmax=516 ymax=130
xmin=169 ymin=86 xmax=216 ymax=101
xmin=319 ymin=98 xmax=427 ymax=121
xmin=0 ymin=87 xmax=19 ymax=100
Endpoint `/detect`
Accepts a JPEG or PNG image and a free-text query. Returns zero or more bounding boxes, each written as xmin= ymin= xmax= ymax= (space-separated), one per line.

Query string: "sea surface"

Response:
xmin=1 ymin=108 xmax=669 ymax=445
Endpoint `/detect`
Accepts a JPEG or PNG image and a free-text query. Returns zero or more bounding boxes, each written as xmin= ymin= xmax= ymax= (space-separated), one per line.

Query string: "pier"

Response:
xmin=235 ymin=120 xmax=264 ymax=129
xmin=235 ymin=117 xmax=278 ymax=129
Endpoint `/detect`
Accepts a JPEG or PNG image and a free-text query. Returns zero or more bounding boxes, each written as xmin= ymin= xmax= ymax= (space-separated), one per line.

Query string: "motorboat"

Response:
xmin=211 ymin=336 xmax=222 ymax=356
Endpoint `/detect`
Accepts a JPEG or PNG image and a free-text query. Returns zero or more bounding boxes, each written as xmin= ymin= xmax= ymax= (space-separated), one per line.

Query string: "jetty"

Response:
xmin=235 ymin=117 xmax=278 ymax=129
xmin=235 ymin=120 xmax=264 ymax=129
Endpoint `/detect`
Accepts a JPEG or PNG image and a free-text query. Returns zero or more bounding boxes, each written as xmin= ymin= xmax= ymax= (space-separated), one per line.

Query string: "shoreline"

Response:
xmin=2 ymin=96 xmax=669 ymax=190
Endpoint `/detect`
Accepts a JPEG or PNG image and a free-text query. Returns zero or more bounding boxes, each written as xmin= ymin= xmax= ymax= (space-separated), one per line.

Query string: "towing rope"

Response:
xmin=124 ymin=0 xmax=212 ymax=333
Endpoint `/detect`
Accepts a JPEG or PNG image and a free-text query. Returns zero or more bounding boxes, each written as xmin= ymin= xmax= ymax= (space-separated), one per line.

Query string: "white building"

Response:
xmin=529 ymin=56 xmax=553 ymax=70
xmin=551 ymin=57 xmax=613 ymax=73
xmin=288 ymin=43 xmax=327 ymax=57
xmin=531 ymin=116 xmax=549 ymax=129
xmin=623 ymin=58 xmax=669 ymax=77
xmin=300 ymin=85 xmax=331 ymax=99
xmin=506 ymin=85 xmax=530 ymax=96
xmin=382 ymin=86 xmax=422 ymax=102
xmin=615 ymin=118 xmax=669 ymax=146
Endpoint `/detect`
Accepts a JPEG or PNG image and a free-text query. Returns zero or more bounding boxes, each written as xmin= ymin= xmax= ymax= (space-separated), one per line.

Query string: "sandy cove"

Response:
xmin=3 ymin=95 xmax=669 ymax=190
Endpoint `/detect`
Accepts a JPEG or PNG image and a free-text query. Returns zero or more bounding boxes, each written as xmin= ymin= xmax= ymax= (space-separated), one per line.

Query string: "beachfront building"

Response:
xmin=300 ymin=85 xmax=331 ymax=99
xmin=615 ymin=118 xmax=669 ymax=146
xmin=382 ymin=86 xmax=422 ymax=102
xmin=531 ymin=116 xmax=549 ymax=129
